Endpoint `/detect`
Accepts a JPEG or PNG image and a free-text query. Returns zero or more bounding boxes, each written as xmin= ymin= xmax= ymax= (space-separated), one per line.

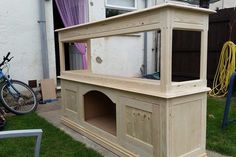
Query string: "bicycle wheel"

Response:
xmin=0 ymin=108 xmax=6 ymax=130
xmin=0 ymin=80 xmax=37 ymax=115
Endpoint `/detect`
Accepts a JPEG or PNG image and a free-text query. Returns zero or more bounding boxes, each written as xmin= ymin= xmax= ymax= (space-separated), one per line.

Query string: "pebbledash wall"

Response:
xmin=0 ymin=0 xmax=234 ymax=84
xmin=0 ymin=0 xmax=153 ymax=84
xmin=88 ymin=0 xmax=155 ymax=77
xmin=0 ymin=0 xmax=155 ymax=83
xmin=210 ymin=0 xmax=236 ymax=10
xmin=0 ymin=0 xmax=56 ymax=83
xmin=70 ymin=0 xmax=236 ymax=78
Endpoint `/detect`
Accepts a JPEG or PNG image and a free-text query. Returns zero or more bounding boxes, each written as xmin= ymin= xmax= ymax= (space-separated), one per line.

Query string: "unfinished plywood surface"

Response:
xmin=86 ymin=115 xmax=116 ymax=136
xmin=84 ymin=90 xmax=117 ymax=136
xmin=56 ymin=3 xmax=214 ymax=42
xmin=57 ymin=3 xmax=213 ymax=157
xmin=40 ymin=79 xmax=57 ymax=101
xmin=65 ymin=89 xmax=77 ymax=112
xmin=61 ymin=117 xmax=138 ymax=157
xmin=61 ymin=81 xmax=79 ymax=123
xmin=60 ymin=79 xmax=208 ymax=157
xmin=57 ymin=3 xmax=214 ymax=94
xmin=126 ymin=106 xmax=152 ymax=145
xmin=84 ymin=90 xmax=116 ymax=120
xmin=170 ymin=99 xmax=203 ymax=157
xmin=59 ymin=70 xmax=210 ymax=98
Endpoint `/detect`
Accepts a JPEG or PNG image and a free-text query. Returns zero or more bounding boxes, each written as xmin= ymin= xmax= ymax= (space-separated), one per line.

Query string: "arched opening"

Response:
xmin=84 ymin=91 xmax=116 ymax=135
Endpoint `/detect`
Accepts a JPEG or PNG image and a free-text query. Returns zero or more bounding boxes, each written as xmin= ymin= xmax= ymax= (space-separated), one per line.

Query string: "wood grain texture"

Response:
xmin=57 ymin=3 xmax=214 ymax=157
xmin=61 ymin=80 xmax=79 ymax=123
xmin=126 ymin=106 xmax=152 ymax=144
xmin=170 ymin=99 xmax=202 ymax=156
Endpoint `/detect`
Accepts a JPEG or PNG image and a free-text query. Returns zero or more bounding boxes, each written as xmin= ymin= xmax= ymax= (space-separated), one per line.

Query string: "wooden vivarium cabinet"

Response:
xmin=56 ymin=3 xmax=214 ymax=157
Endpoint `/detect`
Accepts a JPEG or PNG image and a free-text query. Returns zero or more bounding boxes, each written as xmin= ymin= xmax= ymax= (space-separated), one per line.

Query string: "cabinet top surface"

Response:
xmin=59 ymin=70 xmax=210 ymax=98
xmin=55 ymin=3 xmax=215 ymax=33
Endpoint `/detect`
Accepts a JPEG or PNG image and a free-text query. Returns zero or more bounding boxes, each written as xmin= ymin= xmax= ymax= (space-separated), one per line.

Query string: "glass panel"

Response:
xmin=173 ymin=0 xmax=199 ymax=4
xmin=172 ymin=30 xmax=201 ymax=82
xmin=106 ymin=8 xmax=129 ymax=18
xmin=63 ymin=42 xmax=87 ymax=71
xmin=107 ymin=0 xmax=135 ymax=8
xmin=89 ymin=30 xmax=160 ymax=80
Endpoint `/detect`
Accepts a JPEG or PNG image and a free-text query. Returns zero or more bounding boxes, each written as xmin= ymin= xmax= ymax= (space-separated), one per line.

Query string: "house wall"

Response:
xmin=155 ymin=0 xmax=236 ymax=10
xmin=210 ymin=0 xmax=236 ymax=10
xmin=3 ymin=0 xmax=234 ymax=85
xmin=0 ymin=0 xmax=56 ymax=84
xmin=156 ymin=0 xmax=198 ymax=5
xmin=88 ymin=0 xmax=156 ymax=77
xmin=45 ymin=0 xmax=57 ymax=82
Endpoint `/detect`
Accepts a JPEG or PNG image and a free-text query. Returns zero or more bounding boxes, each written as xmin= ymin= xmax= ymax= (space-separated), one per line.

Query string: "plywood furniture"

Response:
xmin=56 ymin=3 xmax=215 ymax=157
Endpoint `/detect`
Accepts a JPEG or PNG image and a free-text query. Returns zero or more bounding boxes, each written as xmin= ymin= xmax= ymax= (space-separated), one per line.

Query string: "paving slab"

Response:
xmin=36 ymin=101 xmax=231 ymax=157
xmin=37 ymin=101 xmax=118 ymax=157
xmin=207 ymin=151 xmax=231 ymax=157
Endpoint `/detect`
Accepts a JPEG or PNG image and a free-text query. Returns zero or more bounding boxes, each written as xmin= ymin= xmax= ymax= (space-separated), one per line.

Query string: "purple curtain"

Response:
xmin=55 ymin=0 xmax=88 ymax=69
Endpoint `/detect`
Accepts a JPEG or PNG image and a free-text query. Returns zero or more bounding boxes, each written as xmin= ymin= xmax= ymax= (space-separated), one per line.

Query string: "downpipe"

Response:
xmin=38 ymin=0 xmax=50 ymax=79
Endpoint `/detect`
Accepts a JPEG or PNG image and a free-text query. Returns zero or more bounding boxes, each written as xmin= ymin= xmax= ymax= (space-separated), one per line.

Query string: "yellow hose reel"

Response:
xmin=209 ymin=41 xmax=236 ymax=97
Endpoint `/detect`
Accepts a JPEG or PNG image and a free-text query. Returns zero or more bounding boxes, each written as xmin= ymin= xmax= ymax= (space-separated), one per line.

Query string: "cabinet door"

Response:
xmin=119 ymin=96 xmax=160 ymax=157
xmin=61 ymin=80 xmax=80 ymax=123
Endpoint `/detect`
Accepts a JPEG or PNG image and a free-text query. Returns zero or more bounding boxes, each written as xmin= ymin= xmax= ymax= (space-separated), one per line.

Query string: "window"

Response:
xmin=105 ymin=0 xmax=137 ymax=18
xmin=172 ymin=30 xmax=201 ymax=82
xmin=106 ymin=8 xmax=129 ymax=18
xmin=105 ymin=0 xmax=137 ymax=11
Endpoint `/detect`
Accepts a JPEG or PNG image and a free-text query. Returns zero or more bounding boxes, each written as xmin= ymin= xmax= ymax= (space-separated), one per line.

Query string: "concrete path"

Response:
xmin=37 ymin=101 xmax=118 ymax=157
xmin=36 ymin=101 xmax=231 ymax=157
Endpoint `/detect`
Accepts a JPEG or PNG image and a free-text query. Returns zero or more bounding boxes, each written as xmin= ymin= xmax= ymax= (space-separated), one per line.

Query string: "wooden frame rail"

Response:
xmin=56 ymin=3 xmax=214 ymax=95
xmin=56 ymin=3 xmax=215 ymax=157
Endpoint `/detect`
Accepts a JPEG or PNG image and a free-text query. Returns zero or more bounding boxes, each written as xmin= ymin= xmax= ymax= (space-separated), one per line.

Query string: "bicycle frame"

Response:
xmin=0 ymin=69 xmax=21 ymax=100
xmin=0 ymin=52 xmax=37 ymax=115
xmin=0 ymin=69 xmax=5 ymax=81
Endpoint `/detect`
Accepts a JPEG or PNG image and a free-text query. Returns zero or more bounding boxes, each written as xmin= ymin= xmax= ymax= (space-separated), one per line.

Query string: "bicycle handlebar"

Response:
xmin=5 ymin=52 xmax=10 ymax=59
xmin=0 ymin=52 xmax=13 ymax=67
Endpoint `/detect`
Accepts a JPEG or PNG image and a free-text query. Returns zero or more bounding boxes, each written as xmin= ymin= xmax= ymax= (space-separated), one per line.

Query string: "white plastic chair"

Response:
xmin=0 ymin=129 xmax=43 ymax=157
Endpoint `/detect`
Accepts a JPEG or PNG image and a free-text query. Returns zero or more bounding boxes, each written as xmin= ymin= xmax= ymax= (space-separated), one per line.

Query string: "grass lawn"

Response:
xmin=207 ymin=96 xmax=236 ymax=156
xmin=1 ymin=97 xmax=236 ymax=157
xmin=0 ymin=113 xmax=103 ymax=157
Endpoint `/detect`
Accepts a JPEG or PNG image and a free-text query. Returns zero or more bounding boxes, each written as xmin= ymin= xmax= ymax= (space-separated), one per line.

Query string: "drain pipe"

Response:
xmin=38 ymin=0 xmax=50 ymax=79
xmin=143 ymin=0 xmax=148 ymax=75
xmin=221 ymin=0 xmax=224 ymax=9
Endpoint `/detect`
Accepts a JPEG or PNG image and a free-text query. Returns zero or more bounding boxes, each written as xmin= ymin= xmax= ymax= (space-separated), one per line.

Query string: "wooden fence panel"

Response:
xmin=171 ymin=8 xmax=236 ymax=85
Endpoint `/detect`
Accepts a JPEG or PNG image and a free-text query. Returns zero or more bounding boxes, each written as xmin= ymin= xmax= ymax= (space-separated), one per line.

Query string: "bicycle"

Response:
xmin=0 ymin=108 xmax=6 ymax=130
xmin=0 ymin=52 xmax=38 ymax=115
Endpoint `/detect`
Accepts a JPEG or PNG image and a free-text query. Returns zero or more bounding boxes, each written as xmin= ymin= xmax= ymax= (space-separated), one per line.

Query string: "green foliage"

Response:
xmin=2 ymin=97 xmax=236 ymax=157
xmin=207 ymin=96 xmax=236 ymax=156
xmin=0 ymin=113 xmax=103 ymax=157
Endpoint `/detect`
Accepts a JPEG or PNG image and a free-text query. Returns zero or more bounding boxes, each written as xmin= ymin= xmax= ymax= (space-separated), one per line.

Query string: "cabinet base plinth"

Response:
xmin=61 ymin=117 xmax=138 ymax=157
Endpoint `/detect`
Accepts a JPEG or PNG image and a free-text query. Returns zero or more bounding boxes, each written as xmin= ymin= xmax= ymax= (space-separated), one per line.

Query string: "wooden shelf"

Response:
xmin=86 ymin=115 xmax=116 ymax=136
xmin=84 ymin=90 xmax=116 ymax=136
xmin=58 ymin=3 xmax=214 ymax=157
